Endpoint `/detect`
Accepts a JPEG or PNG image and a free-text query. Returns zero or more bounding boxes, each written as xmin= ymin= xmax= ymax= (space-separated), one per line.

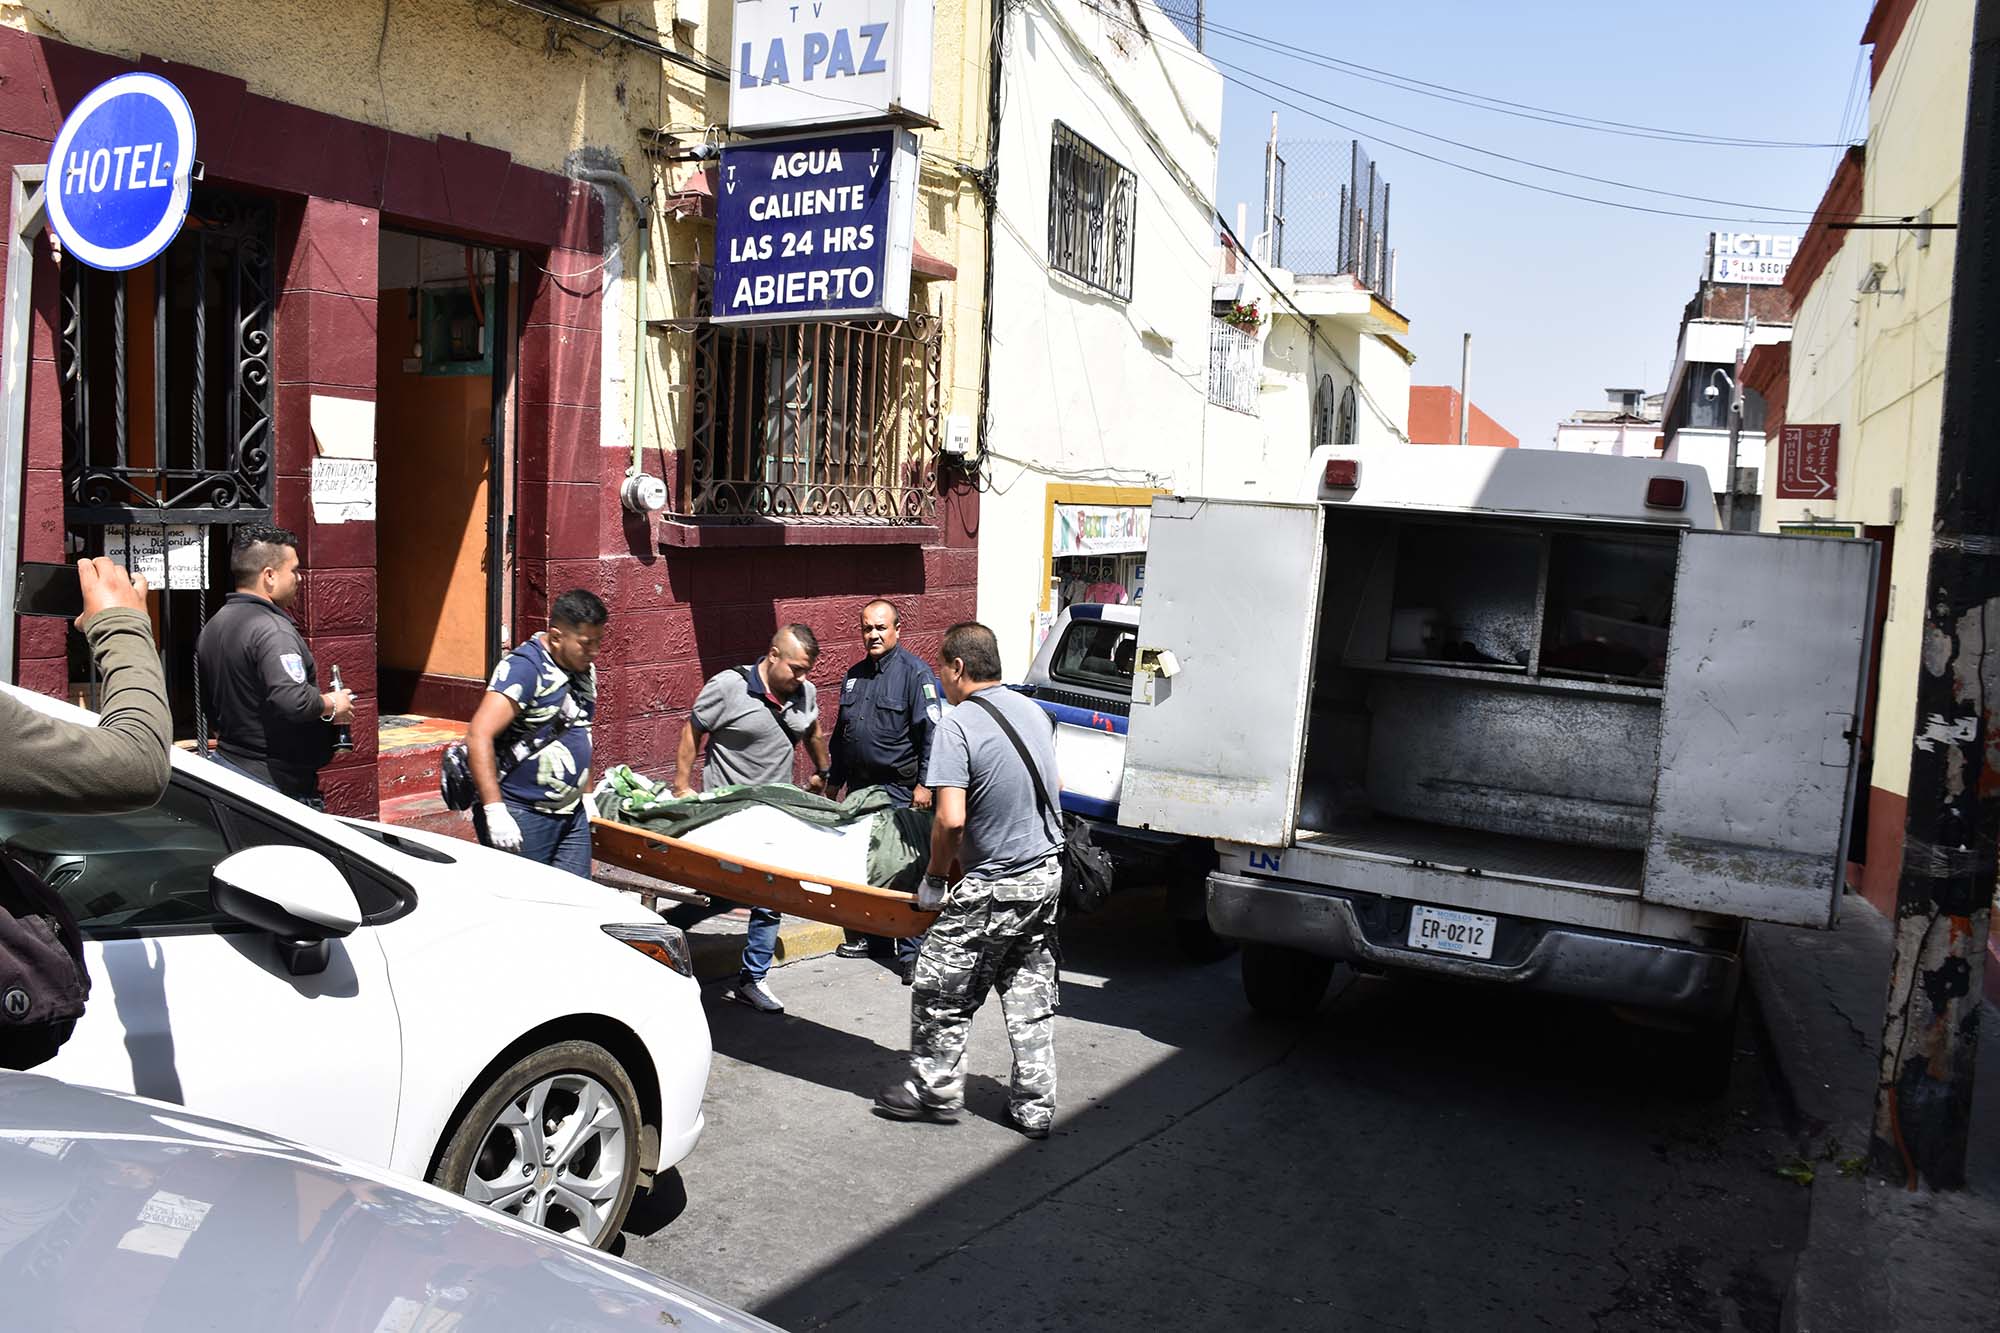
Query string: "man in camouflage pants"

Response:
xmin=875 ymin=622 xmax=1064 ymax=1139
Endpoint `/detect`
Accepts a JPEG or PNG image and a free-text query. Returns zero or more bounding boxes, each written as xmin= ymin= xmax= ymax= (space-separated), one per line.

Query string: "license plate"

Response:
xmin=1407 ymin=905 xmax=1497 ymax=960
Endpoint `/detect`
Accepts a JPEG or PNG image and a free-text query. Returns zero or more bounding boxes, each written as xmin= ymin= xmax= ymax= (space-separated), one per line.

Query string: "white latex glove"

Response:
xmin=483 ymin=802 xmax=524 ymax=854
xmin=916 ymin=874 xmax=951 ymax=912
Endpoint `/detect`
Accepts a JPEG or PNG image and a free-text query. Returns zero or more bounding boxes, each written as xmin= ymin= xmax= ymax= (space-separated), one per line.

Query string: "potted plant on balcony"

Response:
xmin=1221 ymin=300 xmax=1262 ymax=333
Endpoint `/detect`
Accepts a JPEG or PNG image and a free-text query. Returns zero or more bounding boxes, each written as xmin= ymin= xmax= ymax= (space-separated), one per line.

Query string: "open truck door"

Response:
xmin=1643 ymin=530 xmax=1879 ymax=928
xmin=1120 ymin=497 xmax=1326 ymax=847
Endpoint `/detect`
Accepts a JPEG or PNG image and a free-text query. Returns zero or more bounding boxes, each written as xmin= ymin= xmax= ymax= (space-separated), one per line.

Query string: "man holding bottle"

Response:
xmin=196 ymin=524 xmax=353 ymax=811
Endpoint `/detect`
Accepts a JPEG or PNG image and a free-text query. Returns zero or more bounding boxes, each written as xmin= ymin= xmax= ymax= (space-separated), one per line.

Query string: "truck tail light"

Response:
xmin=1645 ymin=476 xmax=1687 ymax=510
xmin=1324 ymin=458 xmax=1360 ymax=489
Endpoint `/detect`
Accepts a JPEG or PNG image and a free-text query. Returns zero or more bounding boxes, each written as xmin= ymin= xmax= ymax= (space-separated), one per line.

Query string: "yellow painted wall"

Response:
xmin=4 ymin=1 xmax=990 ymax=487
xmin=1767 ymin=0 xmax=1972 ymax=799
xmin=645 ymin=2 xmax=992 ymax=472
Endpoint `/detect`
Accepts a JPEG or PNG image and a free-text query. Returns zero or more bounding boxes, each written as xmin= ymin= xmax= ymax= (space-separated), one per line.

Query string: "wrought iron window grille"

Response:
xmin=58 ymin=188 xmax=276 ymax=738
xmin=1208 ymin=319 xmax=1259 ymax=415
xmin=1047 ymin=122 xmax=1137 ymax=301
xmin=685 ymin=268 xmax=942 ymax=523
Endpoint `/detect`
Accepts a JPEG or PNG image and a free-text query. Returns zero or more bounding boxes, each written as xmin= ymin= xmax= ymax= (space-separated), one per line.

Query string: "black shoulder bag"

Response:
xmin=0 ymin=851 xmax=90 ymax=1070
xmin=440 ymin=689 xmax=582 ymax=812
xmin=966 ymin=693 xmax=1115 ymax=914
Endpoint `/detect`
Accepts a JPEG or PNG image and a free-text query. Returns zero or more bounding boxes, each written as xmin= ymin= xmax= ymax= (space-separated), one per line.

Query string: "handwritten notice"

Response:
xmin=107 ymin=524 xmax=207 ymax=590
xmin=311 ymin=457 xmax=376 ymax=524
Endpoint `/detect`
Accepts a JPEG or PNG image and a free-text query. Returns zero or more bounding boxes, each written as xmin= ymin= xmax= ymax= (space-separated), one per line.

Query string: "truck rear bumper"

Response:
xmin=1207 ymin=872 xmax=1741 ymax=1019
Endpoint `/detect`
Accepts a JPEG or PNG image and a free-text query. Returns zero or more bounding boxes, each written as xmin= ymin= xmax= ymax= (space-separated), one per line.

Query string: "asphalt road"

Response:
xmin=622 ymin=891 xmax=1809 ymax=1332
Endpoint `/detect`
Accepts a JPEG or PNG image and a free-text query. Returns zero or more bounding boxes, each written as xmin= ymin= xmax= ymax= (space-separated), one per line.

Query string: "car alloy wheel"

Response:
xmin=433 ymin=1040 xmax=643 ymax=1249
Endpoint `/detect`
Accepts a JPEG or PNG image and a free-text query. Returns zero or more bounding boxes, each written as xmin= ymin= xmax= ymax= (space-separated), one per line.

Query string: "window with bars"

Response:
xmin=58 ymin=189 xmax=276 ymax=737
xmin=687 ymin=282 xmax=942 ymax=522
xmin=1048 ymin=122 xmax=1137 ymax=300
xmin=1208 ymin=319 xmax=1259 ymax=414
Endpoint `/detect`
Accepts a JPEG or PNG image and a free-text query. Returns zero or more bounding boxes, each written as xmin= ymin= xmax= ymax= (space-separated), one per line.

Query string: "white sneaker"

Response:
xmin=726 ymin=977 xmax=784 ymax=1013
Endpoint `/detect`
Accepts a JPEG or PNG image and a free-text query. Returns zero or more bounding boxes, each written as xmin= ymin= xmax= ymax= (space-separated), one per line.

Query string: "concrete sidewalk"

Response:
xmin=591 ymin=863 xmax=848 ymax=981
xmin=1747 ymin=892 xmax=2000 ymax=1331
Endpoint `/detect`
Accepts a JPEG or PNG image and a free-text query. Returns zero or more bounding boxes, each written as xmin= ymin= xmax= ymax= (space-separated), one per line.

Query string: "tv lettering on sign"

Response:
xmin=1777 ymin=424 xmax=1839 ymax=500
xmin=715 ymin=127 xmax=918 ymax=324
xmin=730 ymin=0 xmax=935 ymax=131
xmin=45 ymin=73 xmax=197 ymax=272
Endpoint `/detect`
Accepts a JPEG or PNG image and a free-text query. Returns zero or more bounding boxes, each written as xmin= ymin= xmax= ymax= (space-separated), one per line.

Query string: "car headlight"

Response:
xmin=601 ymin=922 xmax=694 ymax=979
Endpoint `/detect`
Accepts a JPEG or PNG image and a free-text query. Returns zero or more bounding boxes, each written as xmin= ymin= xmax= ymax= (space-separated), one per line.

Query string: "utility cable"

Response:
xmin=1101 ymin=5 xmax=1899 ymax=224
xmin=1157 ymin=5 xmax=1851 ymax=150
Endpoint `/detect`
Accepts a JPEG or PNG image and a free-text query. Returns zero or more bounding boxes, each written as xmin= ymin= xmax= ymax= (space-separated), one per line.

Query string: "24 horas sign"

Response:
xmin=714 ymin=127 xmax=920 ymax=323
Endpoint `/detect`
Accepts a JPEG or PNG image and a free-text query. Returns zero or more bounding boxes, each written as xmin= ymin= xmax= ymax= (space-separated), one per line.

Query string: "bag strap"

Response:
xmin=966 ymin=692 xmax=1061 ymax=840
xmin=495 ymin=649 xmax=583 ymax=779
xmin=499 ymin=697 xmax=577 ymax=780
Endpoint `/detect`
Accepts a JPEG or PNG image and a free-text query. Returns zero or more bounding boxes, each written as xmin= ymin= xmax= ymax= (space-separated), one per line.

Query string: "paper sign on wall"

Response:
xmin=310 ymin=393 xmax=376 ymax=460
xmin=312 ymin=458 xmax=376 ymax=524
xmin=107 ymin=525 xmax=207 ymax=590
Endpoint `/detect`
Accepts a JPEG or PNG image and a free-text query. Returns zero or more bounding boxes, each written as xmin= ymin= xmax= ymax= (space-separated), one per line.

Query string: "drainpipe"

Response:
xmin=573 ymin=167 xmax=665 ymax=513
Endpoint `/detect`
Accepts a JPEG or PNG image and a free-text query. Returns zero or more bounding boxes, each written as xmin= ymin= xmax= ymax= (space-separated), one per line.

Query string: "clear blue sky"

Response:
xmin=1203 ymin=0 xmax=1878 ymax=444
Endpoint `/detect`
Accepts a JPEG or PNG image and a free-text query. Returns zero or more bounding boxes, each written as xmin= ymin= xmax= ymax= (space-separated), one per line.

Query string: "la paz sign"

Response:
xmin=729 ymin=0 xmax=935 ymax=131
xmin=46 ymin=73 xmax=197 ymax=272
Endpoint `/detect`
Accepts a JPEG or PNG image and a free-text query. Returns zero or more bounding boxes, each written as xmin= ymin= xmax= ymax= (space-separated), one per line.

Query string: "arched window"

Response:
xmin=1312 ymin=375 xmax=1336 ymax=448
xmin=1336 ymin=385 xmax=1357 ymax=448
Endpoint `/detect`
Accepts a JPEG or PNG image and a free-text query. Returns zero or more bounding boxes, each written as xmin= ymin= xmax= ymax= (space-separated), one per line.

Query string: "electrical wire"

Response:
xmin=1099 ymin=5 xmax=1898 ymax=225
xmin=1158 ymin=5 xmax=1851 ymax=150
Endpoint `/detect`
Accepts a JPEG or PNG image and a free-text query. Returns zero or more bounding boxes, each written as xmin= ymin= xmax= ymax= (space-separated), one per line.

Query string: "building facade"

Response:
xmin=1407 ymin=385 xmax=1517 ymax=448
xmin=1658 ymin=267 xmax=1793 ymax=530
xmin=974 ymin=0 xmax=1223 ymax=674
xmin=0 ymin=0 xmax=990 ymax=816
xmin=1748 ymin=0 xmax=1973 ymax=962
xmin=1550 ymin=388 xmax=1663 ymax=457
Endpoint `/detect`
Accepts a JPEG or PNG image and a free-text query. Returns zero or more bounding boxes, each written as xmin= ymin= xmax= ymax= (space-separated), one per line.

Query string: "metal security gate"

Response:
xmin=59 ymin=189 xmax=275 ymax=737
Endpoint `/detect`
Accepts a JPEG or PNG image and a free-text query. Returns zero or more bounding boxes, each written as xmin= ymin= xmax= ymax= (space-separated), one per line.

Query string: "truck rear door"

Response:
xmin=1120 ymin=497 xmax=1325 ymax=846
xmin=1643 ymin=530 xmax=1878 ymax=927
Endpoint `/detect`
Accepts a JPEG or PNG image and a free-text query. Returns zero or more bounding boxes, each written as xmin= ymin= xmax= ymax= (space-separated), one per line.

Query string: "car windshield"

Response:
xmin=1050 ymin=619 xmax=1137 ymax=693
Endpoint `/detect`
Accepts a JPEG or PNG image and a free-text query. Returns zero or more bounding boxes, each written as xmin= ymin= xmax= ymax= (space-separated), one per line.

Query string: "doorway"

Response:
xmin=374 ymin=229 xmax=516 ymax=726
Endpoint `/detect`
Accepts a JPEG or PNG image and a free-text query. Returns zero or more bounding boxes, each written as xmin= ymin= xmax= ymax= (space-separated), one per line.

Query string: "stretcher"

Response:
xmin=590 ymin=816 xmax=936 ymax=938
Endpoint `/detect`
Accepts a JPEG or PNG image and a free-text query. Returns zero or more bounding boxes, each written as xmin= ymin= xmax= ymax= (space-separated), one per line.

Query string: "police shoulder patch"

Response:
xmin=278 ymin=652 xmax=306 ymax=684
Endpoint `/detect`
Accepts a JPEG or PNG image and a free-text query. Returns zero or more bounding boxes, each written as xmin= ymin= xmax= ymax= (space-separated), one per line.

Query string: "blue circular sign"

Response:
xmin=45 ymin=73 xmax=196 ymax=272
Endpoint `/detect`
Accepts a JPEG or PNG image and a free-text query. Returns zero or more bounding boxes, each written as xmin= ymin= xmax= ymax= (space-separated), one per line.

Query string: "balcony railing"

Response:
xmin=1208 ymin=319 xmax=1260 ymax=414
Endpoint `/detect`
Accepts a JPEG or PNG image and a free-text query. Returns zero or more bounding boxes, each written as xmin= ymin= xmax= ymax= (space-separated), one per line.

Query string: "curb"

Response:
xmin=687 ymin=919 xmax=848 ymax=981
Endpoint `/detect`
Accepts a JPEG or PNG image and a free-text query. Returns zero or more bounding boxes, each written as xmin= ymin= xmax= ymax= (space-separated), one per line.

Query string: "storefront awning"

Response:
xmin=1053 ymin=503 xmax=1149 ymax=557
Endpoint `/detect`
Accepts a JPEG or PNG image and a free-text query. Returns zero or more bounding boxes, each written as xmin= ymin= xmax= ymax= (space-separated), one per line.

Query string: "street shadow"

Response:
xmin=703 ymin=994 xmax=1020 ymax=1131
xmin=745 ymin=964 xmax=1800 ymax=1333
xmin=615 ymin=1167 xmax=690 ymax=1248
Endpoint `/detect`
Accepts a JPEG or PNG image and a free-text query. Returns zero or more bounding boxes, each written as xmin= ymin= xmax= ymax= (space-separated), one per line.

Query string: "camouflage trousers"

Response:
xmin=906 ymin=856 xmax=1062 ymax=1128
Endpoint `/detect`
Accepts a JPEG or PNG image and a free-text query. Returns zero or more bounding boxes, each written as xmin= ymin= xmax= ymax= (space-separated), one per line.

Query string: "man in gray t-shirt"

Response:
xmin=671 ymin=624 xmax=832 ymax=1014
xmin=875 ymin=621 xmax=1066 ymax=1139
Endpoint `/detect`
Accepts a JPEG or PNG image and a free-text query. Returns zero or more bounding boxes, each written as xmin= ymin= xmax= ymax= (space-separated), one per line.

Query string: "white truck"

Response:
xmin=1118 ymin=446 xmax=1877 ymax=1085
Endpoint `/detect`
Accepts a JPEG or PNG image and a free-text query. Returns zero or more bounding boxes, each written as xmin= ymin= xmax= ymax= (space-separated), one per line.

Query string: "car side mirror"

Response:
xmin=211 ymin=846 xmax=361 ymax=977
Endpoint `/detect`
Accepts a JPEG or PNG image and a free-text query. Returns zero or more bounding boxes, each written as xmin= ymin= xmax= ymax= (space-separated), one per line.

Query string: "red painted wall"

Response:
xmin=0 ymin=29 xmax=980 ymax=815
xmin=1407 ymin=386 xmax=1519 ymax=448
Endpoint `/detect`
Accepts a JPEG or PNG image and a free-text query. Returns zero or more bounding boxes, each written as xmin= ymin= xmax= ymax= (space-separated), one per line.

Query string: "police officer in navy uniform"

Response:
xmin=829 ymin=598 xmax=944 ymax=980
xmin=196 ymin=524 xmax=353 ymax=809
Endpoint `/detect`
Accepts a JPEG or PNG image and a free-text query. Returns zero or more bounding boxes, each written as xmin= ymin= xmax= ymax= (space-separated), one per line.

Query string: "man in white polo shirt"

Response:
xmin=673 ymin=623 xmax=832 ymax=1013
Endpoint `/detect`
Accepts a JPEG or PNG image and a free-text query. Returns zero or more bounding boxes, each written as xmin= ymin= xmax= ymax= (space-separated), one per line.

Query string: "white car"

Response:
xmin=0 ymin=1073 xmax=775 ymax=1331
xmin=4 ymin=685 xmax=710 ymax=1250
